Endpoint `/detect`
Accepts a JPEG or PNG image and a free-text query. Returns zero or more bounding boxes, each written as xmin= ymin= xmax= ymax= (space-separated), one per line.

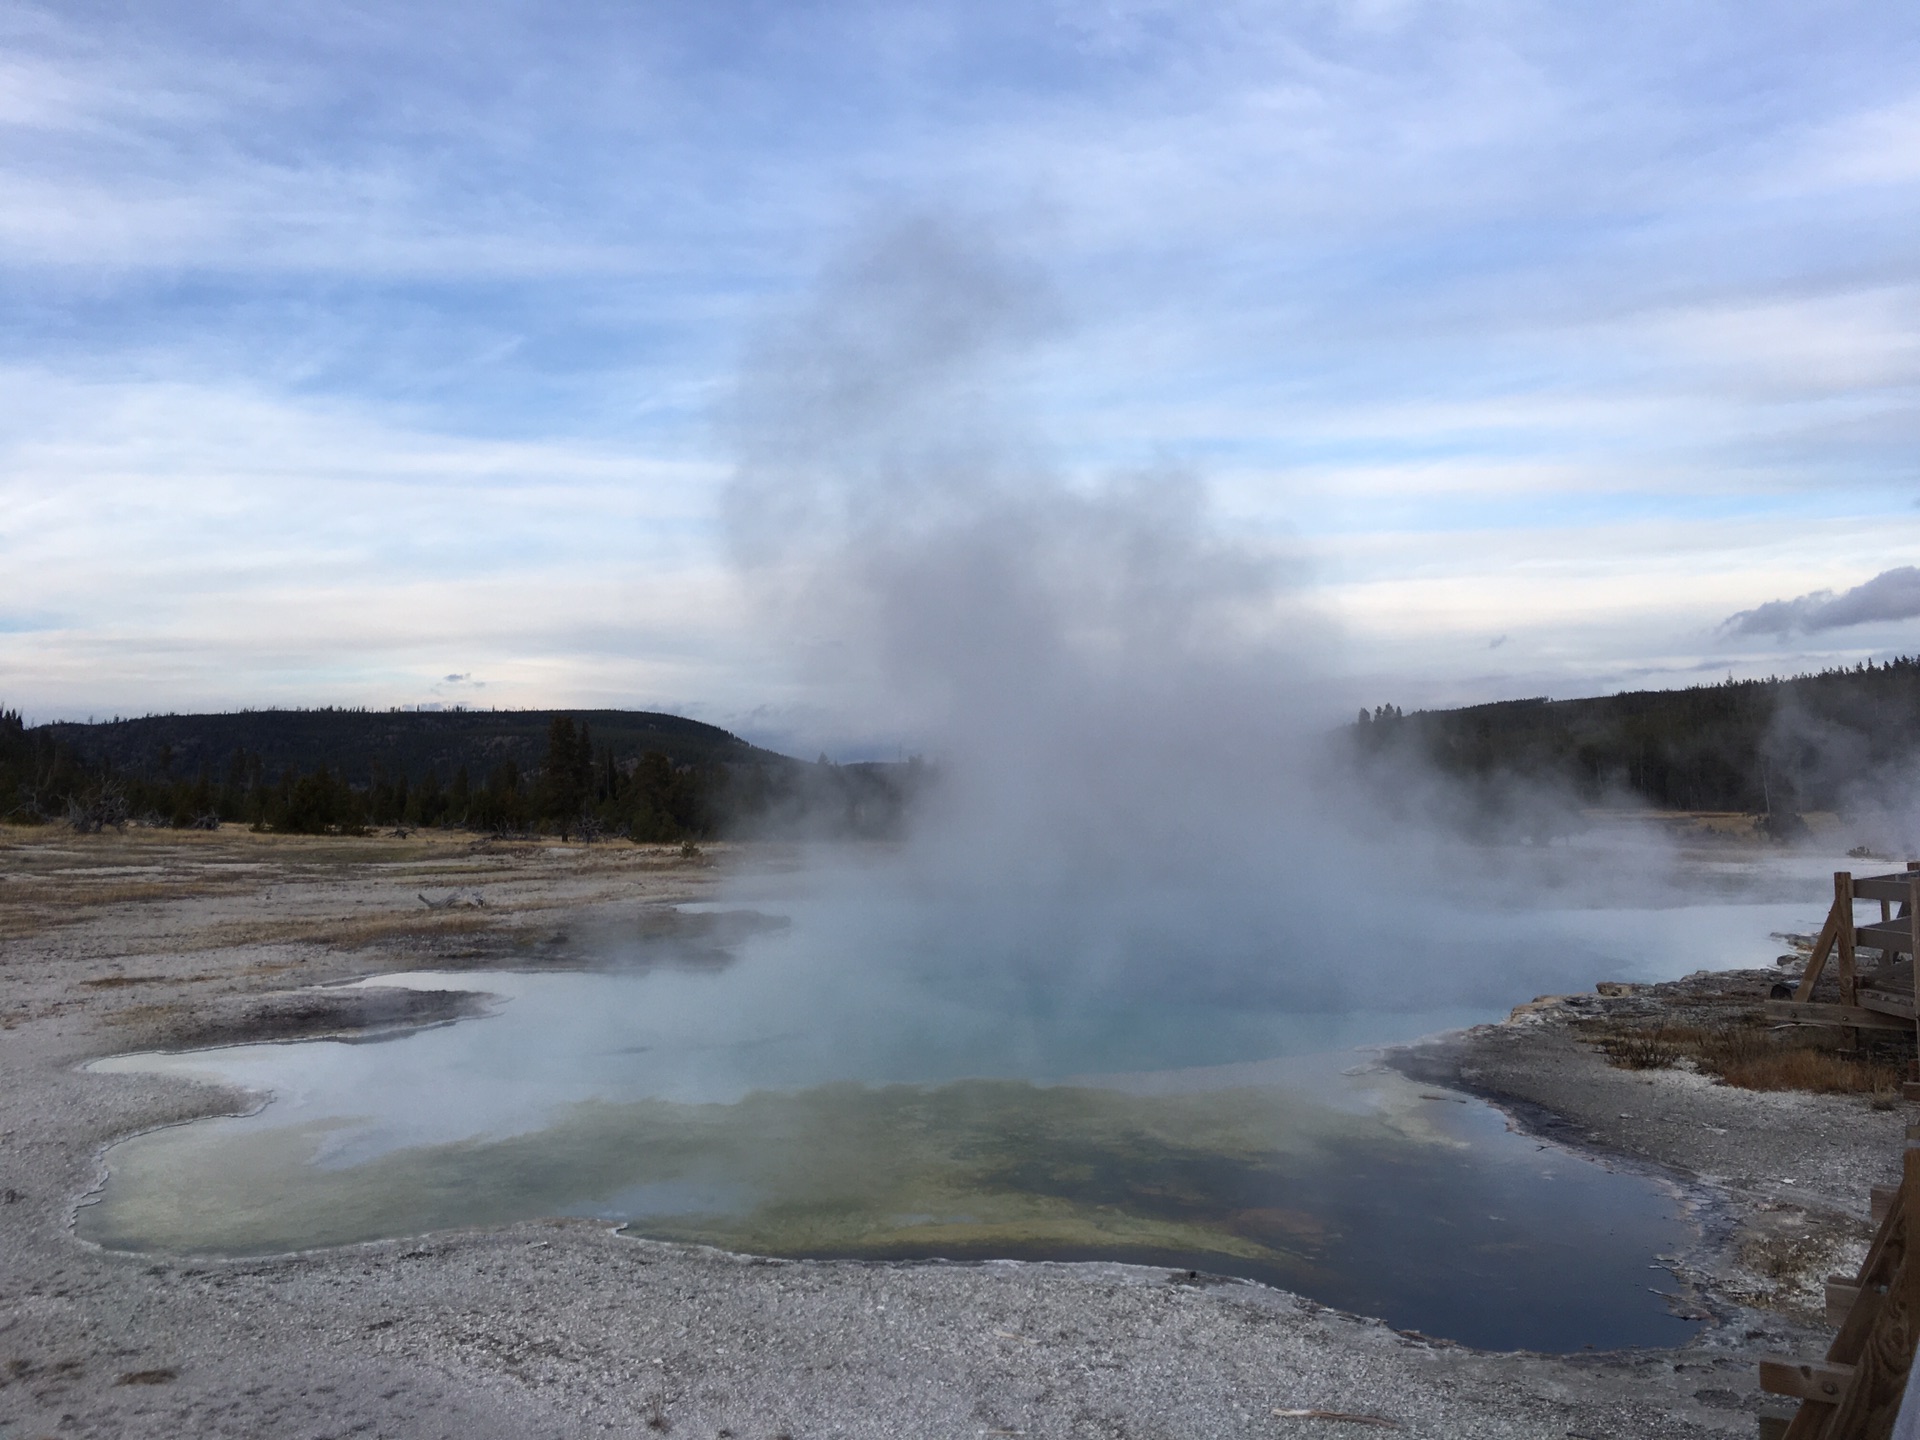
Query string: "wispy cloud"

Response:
xmin=3 ymin=1 xmax=1920 ymax=723
xmin=1723 ymin=566 xmax=1920 ymax=637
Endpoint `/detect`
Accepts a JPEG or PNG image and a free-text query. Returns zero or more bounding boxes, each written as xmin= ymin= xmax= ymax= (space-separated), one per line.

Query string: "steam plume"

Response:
xmin=722 ymin=214 xmax=1646 ymax=1027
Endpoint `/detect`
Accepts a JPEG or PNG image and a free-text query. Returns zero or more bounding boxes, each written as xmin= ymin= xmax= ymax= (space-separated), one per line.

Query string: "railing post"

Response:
xmin=1835 ymin=871 xmax=1858 ymax=1052
xmin=1837 ymin=871 xmax=1858 ymax=1007
xmin=1910 ymin=871 xmax=1920 ymax=1073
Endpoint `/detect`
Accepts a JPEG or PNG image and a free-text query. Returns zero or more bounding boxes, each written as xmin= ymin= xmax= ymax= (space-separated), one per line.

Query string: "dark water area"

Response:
xmin=832 ymin=1112 xmax=1698 ymax=1353
xmin=624 ymin=1083 xmax=1701 ymax=1354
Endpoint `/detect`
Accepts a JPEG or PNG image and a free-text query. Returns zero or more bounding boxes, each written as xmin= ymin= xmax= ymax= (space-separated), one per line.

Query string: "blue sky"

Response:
xmin=3 ymin=0 xmax=1919 ymax=748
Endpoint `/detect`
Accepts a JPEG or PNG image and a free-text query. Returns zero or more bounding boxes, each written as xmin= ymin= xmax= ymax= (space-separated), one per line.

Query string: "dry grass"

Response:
xmin=101 ymin=1001 xmax=189 ymax=1029
xmin=0 ymin=875 xmax=243 ymax=939
xmin=1 ymin=821 xmax=708 ymax=962
xmin=1588 ymin=1016 xmax=1906 ymax=1097
xmin=0 ymin=911 xmax=50 ymax=941
xmin=199 ymin=909 xmax=499 ymax=952
xmin=1717 ymin=1046 xmax=1903 ymax=1096
xmin=42 ymin=881 xmax=216 ymax=905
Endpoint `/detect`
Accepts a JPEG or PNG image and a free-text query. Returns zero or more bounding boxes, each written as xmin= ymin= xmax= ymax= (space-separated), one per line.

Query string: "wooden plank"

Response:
xmin=1852 ymin=990 xmax=1917 ymax=1020
xmin=1852 ymin=876 xmax=1918 ymax=904
xmin=1865 ymin=960 xmax=1914 ymax=990
xmin=1855 ymin=921 xmax=1915 ymax=957
xmin=1828 ymin=1277 xmax=1887 ymax=1370
xmin=1796 ymin=906 xmax=1843 ymax=1003
xmin=1837 ymin=872 xmax=1858 ymax=1009
xmin=1826 ymin=1277 xmax=1861 ymax=1328
xmin=1828 ymin=1175 xmax=1910 ymax=1368
xmin=1755 ymin=1416 xmax=1790 ymax=1440
xmin=1764 ymin=1000 xmax=1912 ymax=1031
xmin=1873 ymin=1184 xmax=1899 ymax=1222
xmin=1758 ymin=1357 xmax=1855 ymax=1401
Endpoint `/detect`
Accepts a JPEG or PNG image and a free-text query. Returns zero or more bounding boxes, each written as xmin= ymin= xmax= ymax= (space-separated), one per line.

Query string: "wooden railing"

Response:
xmin=1758 ymin=1130 xmax=1920 ymax=1438
xmin=1757 ymin=859 xmax=1920 ymax=1437
xmin=1765 ymin=863 xmax=1920 ymax=1033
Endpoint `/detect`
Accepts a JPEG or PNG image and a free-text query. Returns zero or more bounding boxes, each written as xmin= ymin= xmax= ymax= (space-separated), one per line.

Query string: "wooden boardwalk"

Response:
xmin=1757 ymin=1145 xmax=1920 ymax=1438
xmin=1757 ymin=862 xmax=1920 ymax=1438
xmin=1766 ymin=864 xmax=1920 ymax=1036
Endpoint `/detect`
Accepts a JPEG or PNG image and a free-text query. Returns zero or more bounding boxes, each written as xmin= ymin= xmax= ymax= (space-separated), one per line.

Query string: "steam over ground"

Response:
xmin=719 ymin=216 xmax=1682 ymax=1030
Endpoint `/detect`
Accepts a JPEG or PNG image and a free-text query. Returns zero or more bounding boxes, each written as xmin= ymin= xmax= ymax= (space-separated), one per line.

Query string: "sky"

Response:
xmin=3 ymin=0 xmax=1919 ymax=752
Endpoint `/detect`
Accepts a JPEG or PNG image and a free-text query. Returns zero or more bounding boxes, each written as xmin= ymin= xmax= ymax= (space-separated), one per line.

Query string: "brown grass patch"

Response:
xmin=5 ymin=879 xmax=229 ymax=905
xmin=0 ymin=876 xmax=238 ymax=940
xmin=200 ymin=910 xmax=498 ymax=952
xmin=80 ymin=975 xmax=172 ymax=989
xmin=102 ymin=1001 xmax=187 ymax=1028
xmin=1717 ymin=1047 xmax=1902 ymax=1095
xmin=0 ymin=911 xmax=54 ymax=940
xmin=70 ymin=881 xmax=174 ymax=901
xmin=0 ymin=877 xmax=237 ymax=933
xmin=1586 ymin=1017 xmax=1905 ymax=1097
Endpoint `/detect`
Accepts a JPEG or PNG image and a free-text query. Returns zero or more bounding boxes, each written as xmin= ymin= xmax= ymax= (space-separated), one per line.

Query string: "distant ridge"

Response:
xmin=31 ymin=707 xmax=790 ymax=786
xmin=0 ymin=706 xmax=917 ymax=840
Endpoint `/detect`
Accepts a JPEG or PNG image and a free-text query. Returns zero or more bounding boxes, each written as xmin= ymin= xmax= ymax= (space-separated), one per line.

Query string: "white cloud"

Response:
xmin=1789 ymin=93 xmax=1920 ymax=190
xmin=1642 ymin=287 xmax=1920 ymax=399
xmin=4 ymin=1 xmax=1920 ymax=728
xmin=0 ymin=370 xmax=756 ymax=720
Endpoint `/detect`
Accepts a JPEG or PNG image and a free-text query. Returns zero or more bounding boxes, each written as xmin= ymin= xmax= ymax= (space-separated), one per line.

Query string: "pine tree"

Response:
xmin=450 ymin=766 xmax=471 ymax=827
xmin=573 ymin=720 xmax=595 ymax=808
xmin=542 ymin=716 xmax=586 ymax=836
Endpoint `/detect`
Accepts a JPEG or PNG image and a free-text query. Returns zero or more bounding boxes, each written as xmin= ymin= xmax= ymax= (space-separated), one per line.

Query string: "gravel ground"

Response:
xmin=0 ymin=826 xmax=1868 ymax=1438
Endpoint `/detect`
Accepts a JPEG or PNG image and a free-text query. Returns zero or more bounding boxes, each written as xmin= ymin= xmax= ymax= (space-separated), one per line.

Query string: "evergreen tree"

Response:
xmin=542 ymin=716 xmax=588 ymax=836
xmin=574 ymin=720 xmax=596 ymax=808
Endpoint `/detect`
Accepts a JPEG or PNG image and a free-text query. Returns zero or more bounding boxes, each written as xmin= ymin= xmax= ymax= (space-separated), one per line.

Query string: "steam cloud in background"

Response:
xmin=1723 ymin=566 xmax=1920 ymax=637
xmin=718 ymin=215 xmax=1680 ymax=1039
xmin=1718 ymin=568 xmax=1920 ymax=849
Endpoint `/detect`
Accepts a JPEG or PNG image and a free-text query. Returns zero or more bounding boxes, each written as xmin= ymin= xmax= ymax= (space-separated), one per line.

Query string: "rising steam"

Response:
xmin=721 ymin=214 xmax=1666 ymax=1031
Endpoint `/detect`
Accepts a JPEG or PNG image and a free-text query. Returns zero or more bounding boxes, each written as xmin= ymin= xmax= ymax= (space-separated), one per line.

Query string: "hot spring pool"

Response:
xmin=83 ymin=852 xmax=1834 ymax=1352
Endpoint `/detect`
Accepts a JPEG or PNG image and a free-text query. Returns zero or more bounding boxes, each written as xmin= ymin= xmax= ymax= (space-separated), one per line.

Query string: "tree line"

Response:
xmin=1 ymin=708 xmax=920 ymax=841
xmin=1353 ymin=655 xmax=1920 ymax=816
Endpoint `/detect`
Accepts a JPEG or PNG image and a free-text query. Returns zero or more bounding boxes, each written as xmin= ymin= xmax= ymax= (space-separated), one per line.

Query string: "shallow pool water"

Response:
xmin=83 ymin=843 xmax=1841 ymax=1351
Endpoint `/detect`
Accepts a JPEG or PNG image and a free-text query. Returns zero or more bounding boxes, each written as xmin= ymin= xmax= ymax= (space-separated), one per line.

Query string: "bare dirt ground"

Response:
xmin=0 ymin=824 xmax=1859 ymax=1438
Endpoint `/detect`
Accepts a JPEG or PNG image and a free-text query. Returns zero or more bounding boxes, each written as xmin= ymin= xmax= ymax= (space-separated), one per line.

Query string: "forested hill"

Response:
xmin=1355 ymin=656 xmax=1920 ymax=813
xmin=32 ymin=707 xmax=775 ymax=785
xmin=0 ymin=706 xmax=918 ymax=841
